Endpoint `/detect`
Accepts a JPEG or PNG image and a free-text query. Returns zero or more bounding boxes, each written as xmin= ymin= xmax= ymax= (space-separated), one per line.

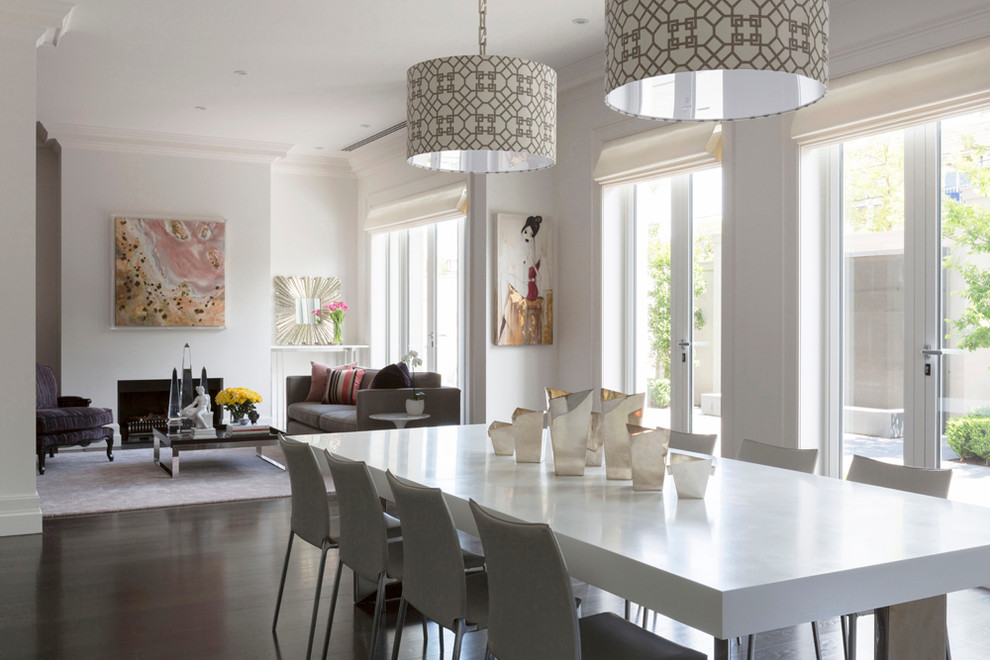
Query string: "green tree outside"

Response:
xmin=943 ymin=135 xmax=990 ymax=352
xmin=645 ymin=222 xmax=710 ymax=408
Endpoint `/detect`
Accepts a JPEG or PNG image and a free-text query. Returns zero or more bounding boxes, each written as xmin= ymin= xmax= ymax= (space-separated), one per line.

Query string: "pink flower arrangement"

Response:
xmin=323 ymin=301 xmax=348 ymax=343
xmin=323 ymin=300 xmax=348 ymax=322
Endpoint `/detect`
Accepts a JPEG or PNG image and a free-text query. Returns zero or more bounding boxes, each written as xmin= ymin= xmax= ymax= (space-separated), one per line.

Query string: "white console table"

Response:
xmin=270 ymin=344 xmax=369 ymax=429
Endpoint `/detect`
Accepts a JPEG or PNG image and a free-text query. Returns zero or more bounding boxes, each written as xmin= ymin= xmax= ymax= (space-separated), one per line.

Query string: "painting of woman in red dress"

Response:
xmin=496 ymin=214 xmax=553 ymax=345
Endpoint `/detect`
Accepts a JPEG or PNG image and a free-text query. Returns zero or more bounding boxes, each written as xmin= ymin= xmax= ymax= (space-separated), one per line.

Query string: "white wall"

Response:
xmin=0 ymin=28 xmax=44 ymax=536
xmin=269 ymin=169 xmax=360 ymax=400
xmin=484 ymin=171 xmax=557 ymax=421
xmin=270 ymin=170 xmax=358 ymax=323
xmin=59 ymin=149 xmax=274 ymax=418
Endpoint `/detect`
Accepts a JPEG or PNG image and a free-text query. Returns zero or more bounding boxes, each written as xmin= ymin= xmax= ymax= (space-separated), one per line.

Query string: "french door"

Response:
xmin=372 ymin=217 xmax=465 ymax=389
xmin=603 ymin=166 xmax=722 ymax=447
xmin=827 ymin=109 xmax=990 ymax=504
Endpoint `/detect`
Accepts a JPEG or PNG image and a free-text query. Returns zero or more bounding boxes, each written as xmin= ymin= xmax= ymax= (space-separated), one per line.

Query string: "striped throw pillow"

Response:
xmin=306 ymin=360 xmax=358 ymax=402
xmin=324 ymin=367 xmax=365 ymax=405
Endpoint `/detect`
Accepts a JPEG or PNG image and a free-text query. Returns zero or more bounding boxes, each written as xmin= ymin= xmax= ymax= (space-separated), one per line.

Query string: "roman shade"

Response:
xmin=593 ymin=122 xmax=720 ymax=187
xmin=792 ymin=36 xmax=990 ymax=147
xmin=365 ymin=181 xmax=467 ymax=233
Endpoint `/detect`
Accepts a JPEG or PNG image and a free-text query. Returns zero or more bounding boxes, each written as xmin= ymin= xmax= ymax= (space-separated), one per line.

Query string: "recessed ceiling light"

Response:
xmin=572 ymin=17 xmax=589 ymax=24
xmin=233 ymin=70 xmax=247 ymax=75
xmin=194 ymin=106 xmax=207 ymax=110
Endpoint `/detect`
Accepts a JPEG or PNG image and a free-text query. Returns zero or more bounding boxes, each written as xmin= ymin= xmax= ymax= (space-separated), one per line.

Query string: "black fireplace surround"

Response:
xmin=117 ymin=378 xmax=224 ymax=445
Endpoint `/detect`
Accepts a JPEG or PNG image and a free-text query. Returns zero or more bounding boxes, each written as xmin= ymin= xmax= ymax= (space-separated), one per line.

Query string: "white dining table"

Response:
xmin=300 ymin=424 xmax=990 ymax=659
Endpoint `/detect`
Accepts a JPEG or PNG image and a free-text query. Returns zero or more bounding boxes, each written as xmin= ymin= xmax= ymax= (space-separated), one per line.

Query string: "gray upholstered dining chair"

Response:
xmin=321 ymin=451 xmax=404 ymax=660
xmin=469 ymin=498 xmax=706 ymax=660
xmin=734 ymin=438 xmax=820 ymax=660
xmin=386 ymin=471 xmax=488 ymax=660
xmin=838 ymin=454 xmax=952 ymax=660
xmin=272 ymin=437 xmax=339 ymax=660
xmin=668 ymin=429 xmax=718 ymax=455
xmin=736 ymin=438 xmax=819 ymax=474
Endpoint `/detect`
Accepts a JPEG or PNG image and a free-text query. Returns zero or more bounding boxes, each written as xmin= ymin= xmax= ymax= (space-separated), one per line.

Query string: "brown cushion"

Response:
xmin=305 ymin=361 xmax=357 ymax=402
xmin=369 ymin=363 xmax=412 ymax=389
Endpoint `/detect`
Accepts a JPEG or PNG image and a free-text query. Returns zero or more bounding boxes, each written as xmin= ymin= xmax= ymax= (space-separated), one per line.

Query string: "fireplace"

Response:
xmin=117 ymin=378 xmax=224 ymax=445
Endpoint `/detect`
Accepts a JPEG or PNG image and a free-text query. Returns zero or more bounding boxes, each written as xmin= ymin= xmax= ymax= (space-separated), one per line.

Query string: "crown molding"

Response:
xmin=346 ymin=128 xmax=408 ymax=179
xmin=830 ymin=6 xmax=990 ymax=78
xmin=0 ymin=1 xmax=73 ymax=46
xmin=558 ymin=51 xmax=605 ymax=97
xmin=35 ymin=120 xmax=59 ymax=152
xmin=272 ymin=154 xmax=354 ymax=178
xmin=43 ymin=123 xmax=292 ymax=164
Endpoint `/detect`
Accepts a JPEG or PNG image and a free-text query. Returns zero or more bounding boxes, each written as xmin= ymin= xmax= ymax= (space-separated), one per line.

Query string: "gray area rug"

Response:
xmin=36 ymin=444 xmax=315 ymax=517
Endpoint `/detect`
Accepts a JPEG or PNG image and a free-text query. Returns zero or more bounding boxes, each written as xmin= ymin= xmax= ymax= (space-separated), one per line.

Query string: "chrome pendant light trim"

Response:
xmin=406 ymin=0 xmax=557 ymax=173
xmin=605 ymin=0 xmax=829 ymax=121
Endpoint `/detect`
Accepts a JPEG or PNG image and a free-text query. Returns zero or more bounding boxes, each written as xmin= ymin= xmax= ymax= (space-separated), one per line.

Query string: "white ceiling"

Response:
xmin=37 ymin=0 xmax=606 ymax=159
xmin=36 ymin=1 xmax=990 ymax=162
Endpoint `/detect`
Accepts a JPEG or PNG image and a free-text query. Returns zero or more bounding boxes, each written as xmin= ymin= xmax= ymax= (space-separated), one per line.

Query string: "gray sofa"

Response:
xmin=285 ymin=368 xmax=461 ymax=434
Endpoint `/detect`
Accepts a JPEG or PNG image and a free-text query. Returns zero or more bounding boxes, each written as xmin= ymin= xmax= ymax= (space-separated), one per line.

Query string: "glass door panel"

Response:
xmin=631 ymin=168 xmax=722 ymax=449
xmin=633 ymin=177 xmax=673 ymax=430
xmin=840 ymin=130 xmax=906 ymax=473
xmin=386 ymin=234 xmax=402 ymax=362
xmin=407 ymin=225 xmax=431 ymax=363
xmin=690 ymin=168 xmax=723 ymax=442
xmin=938 ymin=111 xmax=990 ymax=505
xmin=435 ymin=219 xmax=460 ymax=388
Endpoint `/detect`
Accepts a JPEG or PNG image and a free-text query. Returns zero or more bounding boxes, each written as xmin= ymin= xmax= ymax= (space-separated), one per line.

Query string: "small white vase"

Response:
xmin=405 ymin=399 xmax=425 ymax=415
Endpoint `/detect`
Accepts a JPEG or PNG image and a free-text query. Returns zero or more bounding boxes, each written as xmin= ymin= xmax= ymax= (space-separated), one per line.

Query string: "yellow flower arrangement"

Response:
xmin=215 ymin=387 xmax=262 ymax=421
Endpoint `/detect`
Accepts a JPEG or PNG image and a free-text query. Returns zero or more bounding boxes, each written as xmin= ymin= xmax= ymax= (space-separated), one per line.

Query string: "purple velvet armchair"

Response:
xmin=36 ymin=363 xmax=114 ymax=475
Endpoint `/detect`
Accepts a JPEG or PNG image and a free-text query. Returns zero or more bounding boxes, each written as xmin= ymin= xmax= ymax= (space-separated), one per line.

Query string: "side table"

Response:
xmin=368 ymin=413 xmax=430 ymax=429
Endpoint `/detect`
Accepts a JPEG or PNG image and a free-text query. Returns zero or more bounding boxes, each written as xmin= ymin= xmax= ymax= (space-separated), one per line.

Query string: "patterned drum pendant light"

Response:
xmin=406 ymin=0 xmax=556 ymax=173
xmin=605 ymin=0 xmax=828 ymax=121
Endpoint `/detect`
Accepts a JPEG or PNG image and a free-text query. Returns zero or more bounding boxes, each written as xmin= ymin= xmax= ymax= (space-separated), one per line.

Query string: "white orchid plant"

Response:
xmin=401 ymin=350 xmax=425 ymax=399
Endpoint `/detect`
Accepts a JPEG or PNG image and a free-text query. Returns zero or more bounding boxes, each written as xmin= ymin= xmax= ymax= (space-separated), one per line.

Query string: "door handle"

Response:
xmin=920 ymin=347 xmax=963 ymax=357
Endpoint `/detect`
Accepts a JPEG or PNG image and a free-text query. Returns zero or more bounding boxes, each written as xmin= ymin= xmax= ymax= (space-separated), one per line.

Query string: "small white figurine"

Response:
xmin=180 ymin=385 xmax=213 ymax=429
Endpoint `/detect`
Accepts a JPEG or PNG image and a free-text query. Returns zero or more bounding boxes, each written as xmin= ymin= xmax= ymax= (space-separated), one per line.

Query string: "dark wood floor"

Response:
xmin=1 ymin=498 xmax=987 ymax=659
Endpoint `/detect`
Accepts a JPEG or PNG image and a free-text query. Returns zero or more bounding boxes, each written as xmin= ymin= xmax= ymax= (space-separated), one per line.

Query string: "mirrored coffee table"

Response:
xmin=152 ymin=426 xmax=285 ymax=477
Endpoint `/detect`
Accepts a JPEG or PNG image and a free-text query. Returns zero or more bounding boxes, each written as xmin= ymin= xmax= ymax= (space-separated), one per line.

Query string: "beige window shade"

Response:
xmin=792 ymin=36 xmax=990 ymax=147
xmin=594 ymin=122 xmax=720 ymax=186
xmin=366 ymin=182 xmax=467 ymax=233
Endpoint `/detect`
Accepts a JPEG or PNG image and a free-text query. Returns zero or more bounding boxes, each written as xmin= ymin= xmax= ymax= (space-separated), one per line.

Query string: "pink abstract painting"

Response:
xmin=114 ymin=216 xmax=226 ymax=327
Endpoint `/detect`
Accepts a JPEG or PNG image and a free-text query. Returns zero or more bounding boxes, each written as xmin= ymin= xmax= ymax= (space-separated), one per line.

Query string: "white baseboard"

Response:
xmin=0 ymin=494 xmax=42 ymax=536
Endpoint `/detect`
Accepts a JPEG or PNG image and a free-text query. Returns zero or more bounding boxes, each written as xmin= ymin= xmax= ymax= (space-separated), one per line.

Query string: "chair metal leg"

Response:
xmin=846 ymin=613 xmax=858 ymax=660
xmin=624 ymin=599 xmax=631 ymax=621
xmin=391 ymin=597 xmax=409 ymax=660
xmin=747 ymin=633 xmax=755 ymax=660
xmin=439 ymin=622 xmax=445 ymax=658
xmin=105 ymin=437 xmax=114 ymax=462
xmin=811 ymin=621 xmax=823 ymax=660
xmin=272 ymin=532 xmax=295 ymax=630
xmin=321 ymin=558 xmax=344 ymax=660
xmin=421 ymin=615 xmax=429 ymax=657
xmin=368 ymin=573 xmax=388 ymax=660
xmin=452 ymin=619 xmax=466 ymax=660
xmin=306 ymin=543 xmax=331 ymax=660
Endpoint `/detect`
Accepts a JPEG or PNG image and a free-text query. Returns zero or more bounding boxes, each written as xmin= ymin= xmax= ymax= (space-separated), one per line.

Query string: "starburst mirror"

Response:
xmin=272 ymin=275 xmax=341 ymax=345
